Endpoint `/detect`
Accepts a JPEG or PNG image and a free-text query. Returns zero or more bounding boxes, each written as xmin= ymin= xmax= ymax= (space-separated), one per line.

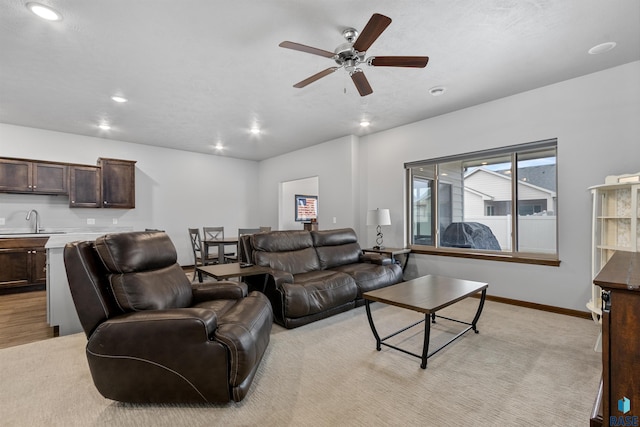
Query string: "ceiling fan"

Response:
xmin=279 ymin=13 xmax=429 ymax=97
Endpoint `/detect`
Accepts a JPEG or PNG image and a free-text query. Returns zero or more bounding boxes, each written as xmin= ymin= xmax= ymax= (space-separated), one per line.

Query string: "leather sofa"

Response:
xmin=247 ymin=228 xmax=403 ymax=328
xmin=63 ymin=231 xmax=273 ymax=403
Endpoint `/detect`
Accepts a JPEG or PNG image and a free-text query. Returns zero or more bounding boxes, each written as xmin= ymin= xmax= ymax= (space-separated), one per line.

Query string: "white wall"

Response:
xmin=258 ymin=135 xmax=359 ymax=232
xmin=259 ymin=61 xmax=640 ymax=312
xmin=0 ymin=124 xmax=260 ymax=265
xmin=280 ymin=176 xmax=318 ymax=230
xmin=359 ymin=61 xmax=640 ymax=312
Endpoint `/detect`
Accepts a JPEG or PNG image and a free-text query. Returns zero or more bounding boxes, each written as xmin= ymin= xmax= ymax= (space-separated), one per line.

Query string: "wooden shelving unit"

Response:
xmin=587 ymin=172 xmax=640 ymax=351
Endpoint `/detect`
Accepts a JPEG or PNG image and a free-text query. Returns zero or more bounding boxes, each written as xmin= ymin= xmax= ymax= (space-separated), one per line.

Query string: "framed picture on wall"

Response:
xmin=295 ymin=194 xmax=318 ymax=222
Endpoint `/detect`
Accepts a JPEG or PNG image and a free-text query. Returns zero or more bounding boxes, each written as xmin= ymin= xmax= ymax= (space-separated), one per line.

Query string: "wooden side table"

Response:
xmin=196 ymin=263 xmax=271 ymax=292
xmin=362 ymin=247 xmax=411 ymax=271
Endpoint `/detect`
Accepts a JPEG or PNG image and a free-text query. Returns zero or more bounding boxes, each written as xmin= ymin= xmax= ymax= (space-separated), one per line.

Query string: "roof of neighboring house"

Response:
xmin=496 ymin=165 xmax=556 ymax=191
xmin=465 ymin=167 xmax=556 ymax=196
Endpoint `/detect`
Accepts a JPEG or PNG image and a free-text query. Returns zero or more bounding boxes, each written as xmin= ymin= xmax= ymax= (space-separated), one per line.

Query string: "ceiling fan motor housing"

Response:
xmin=334 ymin=42 xmax=365 ymax=67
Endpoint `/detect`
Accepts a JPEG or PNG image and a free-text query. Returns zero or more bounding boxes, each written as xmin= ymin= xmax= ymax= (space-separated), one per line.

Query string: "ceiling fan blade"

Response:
xmin=370 ymin=56 xmax=429 ymax=68
xmin=352 ymin=13 xmax=392 ymax=52
xmin=279 ymin=41 xmax=335 ymax=58
xmin=293 ymin=67 xmax=339 ymax=88
xmin=350 ymin=70 xmax=373 ymax=96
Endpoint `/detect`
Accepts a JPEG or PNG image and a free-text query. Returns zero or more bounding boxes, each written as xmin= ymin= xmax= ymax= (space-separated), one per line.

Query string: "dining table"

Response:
xmin=203 ymin=236 xmax=239 ymax=264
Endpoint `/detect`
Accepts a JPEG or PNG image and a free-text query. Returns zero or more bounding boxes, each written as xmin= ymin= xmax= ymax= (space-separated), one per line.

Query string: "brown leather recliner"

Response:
xmin=63 ymin=231 xmax=273 ymax=403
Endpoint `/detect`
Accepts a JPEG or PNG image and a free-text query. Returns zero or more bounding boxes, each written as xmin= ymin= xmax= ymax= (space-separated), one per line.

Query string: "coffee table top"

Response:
xmin=196 ymin=263 xmax=270 ymax=280
xmin=363 ymin=275 xmax=488 ymax=314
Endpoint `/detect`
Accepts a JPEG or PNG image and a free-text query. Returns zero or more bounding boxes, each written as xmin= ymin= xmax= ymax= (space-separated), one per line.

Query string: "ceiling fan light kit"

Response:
xmin=279 ymin=13 xmax=429 ymax=97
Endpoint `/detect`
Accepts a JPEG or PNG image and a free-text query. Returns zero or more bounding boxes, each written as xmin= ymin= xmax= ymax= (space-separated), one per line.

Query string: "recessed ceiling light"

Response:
xmin=250 ymin=128 xmax=261 ymax=135
xmin=26 ymin=2 xmax=62 ymax=21
xmin=111 ymin=95 xmax=128 ymax=103
xmin=360 ymin=121 xmax=370 ymax=127
xmin=588 ymin=42 xmax=616 ymax=55
xmin=429 ymin=86 xmax=446 ymax=96
xmin=214 ymin=143 xmax=224 ymax=150
xmin=98 ymin=123 xmax=111 ymax=131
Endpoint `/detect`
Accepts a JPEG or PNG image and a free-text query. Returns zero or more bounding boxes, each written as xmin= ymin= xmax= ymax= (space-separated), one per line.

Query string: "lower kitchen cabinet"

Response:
xmin=0 ymin=238 xmax=49 ymax=291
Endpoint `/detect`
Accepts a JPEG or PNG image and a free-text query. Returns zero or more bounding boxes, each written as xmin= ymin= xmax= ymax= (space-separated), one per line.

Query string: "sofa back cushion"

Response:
xmin=252 ymin=230 xmax=320 ymax=274
xmin=312 ymin=228 xmax=362 ymax=269
xmin=95 ymin=231 xmax=192 ymax=312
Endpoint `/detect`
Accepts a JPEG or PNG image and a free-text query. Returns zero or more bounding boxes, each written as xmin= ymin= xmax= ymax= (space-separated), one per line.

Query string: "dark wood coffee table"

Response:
xmin=363 ymin=275 xmax=488 ymax=369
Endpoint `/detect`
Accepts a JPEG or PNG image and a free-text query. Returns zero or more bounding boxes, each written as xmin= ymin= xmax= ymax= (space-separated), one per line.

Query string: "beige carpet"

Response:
xmin=0 ymin=299 xmax=601 ymax=426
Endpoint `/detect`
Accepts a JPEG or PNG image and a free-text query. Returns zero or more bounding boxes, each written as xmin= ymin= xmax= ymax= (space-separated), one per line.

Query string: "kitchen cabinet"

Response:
xmin=99 ymin=158 xmax=136 ymax=209
xmin=0 ymin=237 xmax=49 ymax=291
xmin=1 ymin=156 xmax=135 ymax=209
xmin=0 ymin=158 xmax=67 ymax=194
xmin=68 ymin=165 xmax=101 ymax=208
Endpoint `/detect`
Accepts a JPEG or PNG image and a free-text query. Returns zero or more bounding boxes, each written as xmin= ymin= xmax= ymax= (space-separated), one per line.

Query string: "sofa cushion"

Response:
xmin=281 ymin=273 xmax=358 ymax=318
xmin=311 ymin=228 xmax=362 ymax=269
xmin=96 ymin=231 xmax=193 ymax=312
xmin=96 ymin=231 xmax=178 ymax=273
xmin=331 ymin=263 xmax=403 ymax=297
xmin=253 ymin=230 xmax=313 ymax=252
xmin=253 ymin=230 xmax=320 ymax=275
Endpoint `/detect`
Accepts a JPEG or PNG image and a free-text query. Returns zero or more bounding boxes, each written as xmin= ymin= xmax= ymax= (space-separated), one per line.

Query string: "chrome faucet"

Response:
xmin=25 ymin=209 xmax=41 ymax=233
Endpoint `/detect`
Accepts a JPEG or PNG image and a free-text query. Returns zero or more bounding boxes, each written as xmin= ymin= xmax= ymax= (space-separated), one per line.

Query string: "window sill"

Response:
xmin=409 ymin=246 xmax=561 ymax=267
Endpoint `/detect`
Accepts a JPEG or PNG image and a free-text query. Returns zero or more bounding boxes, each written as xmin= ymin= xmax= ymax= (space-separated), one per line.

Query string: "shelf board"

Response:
xmin=597 ymin=245 xmax=633 ymax=251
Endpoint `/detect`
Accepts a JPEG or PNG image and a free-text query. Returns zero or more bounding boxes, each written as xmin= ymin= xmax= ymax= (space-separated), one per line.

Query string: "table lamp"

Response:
xmin=366 ymin=208 xmax=391 ymax=249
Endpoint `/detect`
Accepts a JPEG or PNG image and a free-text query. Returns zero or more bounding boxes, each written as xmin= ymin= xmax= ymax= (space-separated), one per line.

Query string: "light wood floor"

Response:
xmin=0 ymin=290 xmax=55 ymax=349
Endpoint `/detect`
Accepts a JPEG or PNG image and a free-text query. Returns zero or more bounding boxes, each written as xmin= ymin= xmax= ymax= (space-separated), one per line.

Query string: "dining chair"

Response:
xmin=229 ymin=228 xmax=262 ymax=263
xmin=238 ymin=228 xmax=261 ymax=236
xmin=203 ymin=226 xmax=236 ymax=263
xmin=188 ymin=228 xmax=217 ymax=281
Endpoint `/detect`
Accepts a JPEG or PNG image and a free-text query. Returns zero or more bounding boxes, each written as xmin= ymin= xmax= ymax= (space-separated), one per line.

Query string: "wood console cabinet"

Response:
xmin=0 ymin=237 xmax=48 ymax=291
xmin=590 ymin=251 xmax=640 ymax=426
xmin=99 ymin=158 xmax=136 ymax=209
xmin=0 ymin=158 xmax=67 ymax=194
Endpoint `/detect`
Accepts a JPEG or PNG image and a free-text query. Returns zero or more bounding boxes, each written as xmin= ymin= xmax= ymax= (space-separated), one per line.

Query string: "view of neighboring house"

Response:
xmin=463 ymin=165 xmax=557 ymax=252
xmin=464 ymin=165 xmax=557 ymax=217
xmin=411 ymin=164 xmax=557 ymax=252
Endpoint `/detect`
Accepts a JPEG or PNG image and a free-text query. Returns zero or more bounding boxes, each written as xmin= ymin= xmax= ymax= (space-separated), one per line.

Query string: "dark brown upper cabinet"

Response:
xmin=68 ymin=165 xmax=101 ymax=208
xmin=0 ymin=158 xmax=67 ymax=194
xmin=99 ymin=158 xmax=136 ymax=209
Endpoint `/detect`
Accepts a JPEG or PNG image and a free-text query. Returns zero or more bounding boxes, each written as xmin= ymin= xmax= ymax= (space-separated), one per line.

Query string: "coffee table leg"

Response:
xmin=471 ymin=289 xmax=487 ymax=333
xmin=421 ymin=313 xmax=431 ymax=369
xmin=365 ymin=300 xmax=381 ymax=351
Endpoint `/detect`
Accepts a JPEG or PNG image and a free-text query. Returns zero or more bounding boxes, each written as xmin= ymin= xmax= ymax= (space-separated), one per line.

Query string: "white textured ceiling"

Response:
xmin=1 ymin=0 xmax=639 ymax=161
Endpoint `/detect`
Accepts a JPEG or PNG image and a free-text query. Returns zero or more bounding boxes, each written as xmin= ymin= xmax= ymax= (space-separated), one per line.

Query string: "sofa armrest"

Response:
xmin=214 ymin=292 xmax=273 ymax=388
xmin=192 ymin=282 xmax=248 ymax=302
xmin=88 ymin=308 xmax=219 ymax=352
xmin=270 ymin=269 xmax=294 ymax=287
xmin=360 ymin=253 xmax=392 ymax=265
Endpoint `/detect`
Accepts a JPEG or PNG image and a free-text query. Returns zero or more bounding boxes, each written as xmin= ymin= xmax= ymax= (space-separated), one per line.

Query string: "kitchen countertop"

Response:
xmin=0 ymin=228 xmax=133 ymax=247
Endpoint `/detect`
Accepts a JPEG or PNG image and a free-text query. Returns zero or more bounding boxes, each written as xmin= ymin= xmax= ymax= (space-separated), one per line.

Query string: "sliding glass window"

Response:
xmin=406 ymin=139 xmax=558 ymax=265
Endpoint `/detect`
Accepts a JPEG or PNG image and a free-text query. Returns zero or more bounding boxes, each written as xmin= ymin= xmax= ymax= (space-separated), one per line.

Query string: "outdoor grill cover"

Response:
xmin=440 ymin=222 xmax=501 ymax=250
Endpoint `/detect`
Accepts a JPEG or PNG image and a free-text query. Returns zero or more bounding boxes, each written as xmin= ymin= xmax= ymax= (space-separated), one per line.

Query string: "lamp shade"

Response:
xmin=366 ymin=208 xmax=391 ymax=226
